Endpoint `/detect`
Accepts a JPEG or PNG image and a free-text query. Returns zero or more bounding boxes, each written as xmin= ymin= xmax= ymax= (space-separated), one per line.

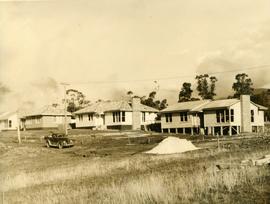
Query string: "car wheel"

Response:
xmin=58 ymin=142 xmax=63 ymax=149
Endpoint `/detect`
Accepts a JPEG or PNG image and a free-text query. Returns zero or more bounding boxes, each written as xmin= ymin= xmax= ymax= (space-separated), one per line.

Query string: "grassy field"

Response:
xmin=0 ymin=129 xmax=269 ymax=204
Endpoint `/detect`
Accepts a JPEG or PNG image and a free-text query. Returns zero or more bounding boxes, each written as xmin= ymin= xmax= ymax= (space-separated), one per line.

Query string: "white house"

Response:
xmin=0 ymin=111 xmax=19 ymax=131
xmin=202 ymin=95 xmax=267 ymax=135
xmin=160 ymin=100 xmax=210 ymax=134
xmin=74 ymin=97 xmax=158 ymax=130
xmin=160 ymin=95 xmax=267 ymax=135
xmin=21 ymin=104 xmax=72 ymax=130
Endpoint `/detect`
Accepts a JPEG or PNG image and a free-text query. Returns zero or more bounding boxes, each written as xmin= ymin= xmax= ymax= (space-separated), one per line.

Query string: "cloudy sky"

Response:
xmin=1 ymin=0 xmax=270 ymax=111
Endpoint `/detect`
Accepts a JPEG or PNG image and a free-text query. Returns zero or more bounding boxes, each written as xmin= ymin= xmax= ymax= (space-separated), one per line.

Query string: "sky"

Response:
xmin=1 ymin=0 xmax=270 ymax=111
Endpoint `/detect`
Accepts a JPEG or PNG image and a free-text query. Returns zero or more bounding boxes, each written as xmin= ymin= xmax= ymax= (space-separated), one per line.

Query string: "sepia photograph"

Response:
xmin=0 ymin=0 xmax=270 ymax=203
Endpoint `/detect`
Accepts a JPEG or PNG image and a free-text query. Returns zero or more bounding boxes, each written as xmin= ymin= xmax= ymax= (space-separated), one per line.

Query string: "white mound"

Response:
xmin=145 ymin=137 xmax=199 ymax=154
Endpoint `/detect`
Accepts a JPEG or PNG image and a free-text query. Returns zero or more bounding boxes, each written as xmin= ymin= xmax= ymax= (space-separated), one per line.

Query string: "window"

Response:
xmin=216 ymin=111 xmax=221 ymax=123
xmin=225 ymin=109 xmax=229 ymax=122
xmin=251 ymin=110 xmax=254 ymax=122
xmin=165 ymin=113 xmax=172 ymax=123
xmin=8 ymin=120 xmax=12 ymax=128
xmin=220 ymin=111 xmax=225 ymax=122
xmin=121 ymin=111 xmax=125 ymax=122
xmin=230 ymin=109 xmax=234 ymax=122
xmin=180 ymin=112 xmax=188 ymax=122
xmin=78 ymin=115 xmax=83 ymax=121
xmin=88 ymin=113 xmax=93 ymax=121
xmin=216 ymin=109 xmax=229 ymax=123
xmin=113 ymin=112 xmax=121 ymax=123
xmin=36 ymin=117 xmax=41 ymax=124
xmin=142 ymin=112 xmax=146 ymax=122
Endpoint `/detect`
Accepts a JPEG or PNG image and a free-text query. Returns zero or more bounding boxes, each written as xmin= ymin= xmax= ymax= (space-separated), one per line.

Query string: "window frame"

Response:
xmin=165 ymin=113 xmax=172 ymax=123
xmin=121 ymin=111 xmax=125 ymax=122
xmin=251 ymin=110 xmax=254 ymax=122
xmin=230 ymin=109 xmax=234 ymax=122
xmin=8 ymin=120 xmax=12 ymax=128
xmin=180 ymin=112 xmax=188 ymax=122
xmin=113 ymin=111 xmax=121 ymax=123
xmin=142 ymin=112 xmax=146 ymax=122
xmin=78 ymin=114 xmax=83 ymax=121
xmin=88 ymin=113 xmax=93 ymax=121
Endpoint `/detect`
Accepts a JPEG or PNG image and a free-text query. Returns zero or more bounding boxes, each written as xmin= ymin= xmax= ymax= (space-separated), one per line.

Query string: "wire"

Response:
xmin=65 ymin=64 xmax=270 ymax=85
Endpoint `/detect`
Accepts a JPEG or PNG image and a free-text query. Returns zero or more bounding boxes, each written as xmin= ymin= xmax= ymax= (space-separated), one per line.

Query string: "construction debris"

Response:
xmin=241 ymin=155 xmax=270 ymax=166
xmin=253 ymin=155 xmax=270 ymax=166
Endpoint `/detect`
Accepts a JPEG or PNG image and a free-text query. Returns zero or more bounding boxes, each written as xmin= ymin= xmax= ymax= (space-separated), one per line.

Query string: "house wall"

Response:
xmin=0 ymin=113 xmax=19 ymax=131
xmin=250 ymin=103 xmax=264 ymax=127
xmin=25 ymin=115 xmax=71 ymax=129
xmin=204 ymin=102 xmax=241 ymax=127
xmin=230 ymin=102 xmax=241 ymax=126
xmin=141 ymin=112 xmax=157 ymax=125
xmin=75 ymin=113 xmax=101 ymax=128
xmin=105 ymin=111 xmax=133 ymax=126
xmin=161 ymin=112 xmax=199 ymax=129
xmin=203 ymin=102 xmax=265 ymax=134
xmin=75 ymin=111 xmax=158 ymax=129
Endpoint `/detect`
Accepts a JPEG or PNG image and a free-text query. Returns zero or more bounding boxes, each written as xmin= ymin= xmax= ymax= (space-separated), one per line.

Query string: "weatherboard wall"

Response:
xmin=105 ymin=112 xmax=133 ymax=126
xmin=161 ymin=112 xmax=200 ymax=129
xmin=0 ymin=113 xmax=19 ymax=131
xmin=25 ymin=115 xmax=71 ymax=129
xmin=75 ymin=114 xmax=102 ymax=128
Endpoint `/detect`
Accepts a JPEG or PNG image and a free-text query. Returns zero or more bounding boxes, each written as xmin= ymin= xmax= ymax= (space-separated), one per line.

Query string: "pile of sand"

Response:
xmin=145 ymin=137 xmax=199 ymax=154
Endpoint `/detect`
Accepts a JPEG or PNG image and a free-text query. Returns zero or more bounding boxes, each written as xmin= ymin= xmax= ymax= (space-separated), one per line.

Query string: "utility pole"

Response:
xmin=16 ymin=110 xmax=21 ymax=144
xmin=60 ymin=82 xmax=70 ymax=135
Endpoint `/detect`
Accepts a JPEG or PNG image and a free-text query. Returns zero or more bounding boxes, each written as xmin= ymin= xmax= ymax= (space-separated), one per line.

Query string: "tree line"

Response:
xmin=65 ymin=73 xmax=269 ymax=120
xmin=178 ymin=73 xmax=269 ymax=120
xmin=178 ymin=73 xmax=255 ymax=102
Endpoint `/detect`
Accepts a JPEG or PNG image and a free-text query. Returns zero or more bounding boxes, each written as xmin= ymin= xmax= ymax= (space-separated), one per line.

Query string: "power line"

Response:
xmin=66 ymin=64 xmax=270 ymax=85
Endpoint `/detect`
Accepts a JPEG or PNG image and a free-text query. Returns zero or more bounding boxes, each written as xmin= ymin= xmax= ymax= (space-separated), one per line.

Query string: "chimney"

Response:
xmin=132 ymin=97 xmax=141 ymax=130
xmin=240 ymin=95 xmax=251 ymax=133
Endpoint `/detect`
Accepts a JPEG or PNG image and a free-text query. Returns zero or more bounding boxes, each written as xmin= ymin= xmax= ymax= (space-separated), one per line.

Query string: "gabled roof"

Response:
xmin=200 ymin=99 xmax=239 ymax=110
xmin=251 ymin=102 xmax=268 ymax=110
xmin=74 ymin=101 xmax=132 ymax=114
xmin=160 ymin=100 xmax=210 ymax=113
xmin=74 ymin=100 xmax=158 ymax=114
xmin=0 ymin=111 xmax=17 ymax=120
xmin=137 ymin=103 xmax=159 ymax=112
xmin=23 ymin=105 xmax=72 ymax=117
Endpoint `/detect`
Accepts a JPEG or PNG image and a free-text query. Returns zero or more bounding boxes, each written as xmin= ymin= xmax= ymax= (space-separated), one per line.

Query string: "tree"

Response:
xmin=160 ymin=99 xmax=168 ymax=110
xmin=140 ymin=91 xmax=168 ymax=110
xmin=196 ymin=74 xmax=217 ymax=99
xmin=251 ymin=89 xmax=270 ymax=121
xmin=127 ymin=91 xmax=133 ymax=97
xmin=65 ymin=89 xmax=90 ymax=113
xmin=232 ymin=73 xmax=254 ymax=98
xmin=178 ymin=82 xmax=193 ymax=102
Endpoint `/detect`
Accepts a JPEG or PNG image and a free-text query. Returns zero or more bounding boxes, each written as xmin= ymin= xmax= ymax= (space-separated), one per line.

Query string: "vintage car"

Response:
xmin=44 ymin=132 xmax=74 ymax=149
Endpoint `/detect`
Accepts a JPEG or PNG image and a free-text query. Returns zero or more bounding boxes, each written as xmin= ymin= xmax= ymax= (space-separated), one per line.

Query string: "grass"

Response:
xmin=0 ymin=130 xmax=269 ymax=203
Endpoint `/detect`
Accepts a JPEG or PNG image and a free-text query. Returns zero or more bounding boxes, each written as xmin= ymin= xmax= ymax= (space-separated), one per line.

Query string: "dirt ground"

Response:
xmin=0 ymin=129 xmax=269 ymax=203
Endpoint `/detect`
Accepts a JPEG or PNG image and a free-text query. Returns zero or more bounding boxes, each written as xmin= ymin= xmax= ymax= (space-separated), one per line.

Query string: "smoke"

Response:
xmin=0 ymin=77 xmax=61 ymax=112
xmin=196 ymin=22 xmax=270 ymax=98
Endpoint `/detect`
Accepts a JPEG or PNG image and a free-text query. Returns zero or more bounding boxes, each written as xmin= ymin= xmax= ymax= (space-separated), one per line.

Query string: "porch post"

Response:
xmin=229 ymin=126 xmax=232 ymax=136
